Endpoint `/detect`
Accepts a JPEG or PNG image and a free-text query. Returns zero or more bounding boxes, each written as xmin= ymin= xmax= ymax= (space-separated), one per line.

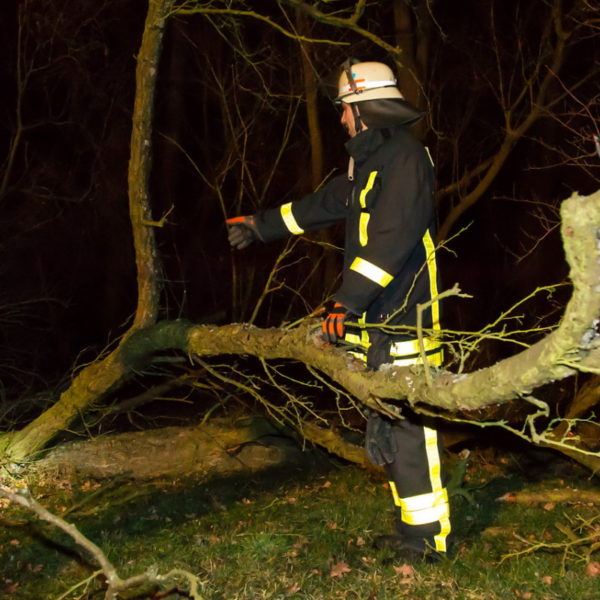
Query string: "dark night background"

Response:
xmin=0 ymin=0 xmax=598 ymax=433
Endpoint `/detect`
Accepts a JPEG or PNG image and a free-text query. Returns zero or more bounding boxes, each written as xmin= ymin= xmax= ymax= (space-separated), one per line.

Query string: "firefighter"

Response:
xmin=226 ymin=59 xmax=450 ymax=562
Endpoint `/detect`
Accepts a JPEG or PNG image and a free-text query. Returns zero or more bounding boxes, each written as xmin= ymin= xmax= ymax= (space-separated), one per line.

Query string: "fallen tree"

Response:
xmin=3 ymin=188 xmax=600 ymax=472
xmin=1 ymin=0 xmax=599 ymax=476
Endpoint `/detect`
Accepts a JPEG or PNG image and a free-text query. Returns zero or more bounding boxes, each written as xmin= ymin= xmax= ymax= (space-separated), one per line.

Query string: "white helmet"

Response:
xmin=336 ymin=61 xmax=404 ymax=104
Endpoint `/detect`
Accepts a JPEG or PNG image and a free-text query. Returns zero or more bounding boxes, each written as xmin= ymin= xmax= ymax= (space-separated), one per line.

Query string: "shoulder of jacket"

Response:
xmin=371 ymin=130 xmax=425 ymax=164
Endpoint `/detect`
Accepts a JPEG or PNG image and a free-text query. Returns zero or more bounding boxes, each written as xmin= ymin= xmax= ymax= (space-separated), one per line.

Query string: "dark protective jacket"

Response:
xmin=254 ymin=126 xmax=441 ymax=367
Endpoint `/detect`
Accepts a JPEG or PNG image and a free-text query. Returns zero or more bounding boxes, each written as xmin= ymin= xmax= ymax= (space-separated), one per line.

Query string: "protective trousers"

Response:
xmin=364 ymin=336 xmax=451 ymax=554
xmin=367 ymin=411 xmax=450 ymax=552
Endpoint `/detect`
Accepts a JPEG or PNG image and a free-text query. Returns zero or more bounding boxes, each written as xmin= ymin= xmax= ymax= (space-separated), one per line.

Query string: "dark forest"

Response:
xmin=0 ymin=1 xmax=599 ymax=597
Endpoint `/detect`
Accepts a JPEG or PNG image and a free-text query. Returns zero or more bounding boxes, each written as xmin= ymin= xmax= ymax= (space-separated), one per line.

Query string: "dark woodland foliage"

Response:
xmin=0 ymin=0 xmax=598 ymax=432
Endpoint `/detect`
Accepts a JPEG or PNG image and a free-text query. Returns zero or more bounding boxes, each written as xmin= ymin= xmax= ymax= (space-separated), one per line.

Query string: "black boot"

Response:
xmin=372 ymin=533 xmax=443 ymax=564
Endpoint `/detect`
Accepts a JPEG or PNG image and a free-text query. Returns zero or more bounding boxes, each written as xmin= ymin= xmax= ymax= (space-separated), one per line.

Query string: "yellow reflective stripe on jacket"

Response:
xmin=422 ymin=229 xmax=440 ymax=331
xmin=359 ymin=213 xmax=370 ymax=246
xmin=344 ymin=313 xmax=371 ymax=350
xmin=348 ymin=350 xmax=367 ymax=361
xmin=280 ymin=203 xmax=304 ymax=234
xmin=345 ymin=333 xmax=371 ymax=350
xmin=392 ymin=352 xmax=443 ymax=368
xmin=359 ymin=170 xmax=378 ymax=208
xmin=344 ymin=333 xmax=362 ymax=345
xmin=390 ymin=337 xmax=440 ymax=356
xmin=357 ymin=171 xmax=377 ymax=245
xmin=350 ymin=257 xmax=393 ymax=287
xmin=344 ymin=312 xmax=369 ymax=363
xmin=390 ymin=337 xmax=443 ymax=367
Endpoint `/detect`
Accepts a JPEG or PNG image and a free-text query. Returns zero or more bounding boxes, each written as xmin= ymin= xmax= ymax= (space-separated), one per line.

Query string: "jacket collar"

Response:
xmin=344 ymin=128 xmax=388 ymax=163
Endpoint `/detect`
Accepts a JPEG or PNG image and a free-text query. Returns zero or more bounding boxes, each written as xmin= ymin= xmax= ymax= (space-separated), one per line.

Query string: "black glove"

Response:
xmin=365 ymin=412 xmax=399 ymax=466
xmin=226 ymin=215 xmax=261 ymax=250
xmin=321 ymin=302 xmax=356 ymax=345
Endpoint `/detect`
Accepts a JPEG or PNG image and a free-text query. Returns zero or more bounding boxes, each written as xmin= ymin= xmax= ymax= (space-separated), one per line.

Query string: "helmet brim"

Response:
xmin=336 ymin=86 xmax=404 ymax=104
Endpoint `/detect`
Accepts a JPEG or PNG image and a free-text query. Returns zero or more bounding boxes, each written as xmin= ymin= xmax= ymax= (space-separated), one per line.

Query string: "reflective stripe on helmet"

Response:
xmin=340 ymin=79 xmax=397 ymax=95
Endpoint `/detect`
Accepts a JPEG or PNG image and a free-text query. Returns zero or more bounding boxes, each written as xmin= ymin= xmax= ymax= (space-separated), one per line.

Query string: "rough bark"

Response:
xmin=31 ymin=417 xmax=365 ymax=481
xmin=34 ymin=417 xmax=310 ymax=480
xmin=127 ymin=0 xmax=170 ymax=328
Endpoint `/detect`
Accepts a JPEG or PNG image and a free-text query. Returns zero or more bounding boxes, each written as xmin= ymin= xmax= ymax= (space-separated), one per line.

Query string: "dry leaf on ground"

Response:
xmin=393 ymin=564 xmax=415 ymax=579
xmin=330 ymin=561 xmax=352 ymax=578
xmin=585 ymin=561 xmax=600 ymax=577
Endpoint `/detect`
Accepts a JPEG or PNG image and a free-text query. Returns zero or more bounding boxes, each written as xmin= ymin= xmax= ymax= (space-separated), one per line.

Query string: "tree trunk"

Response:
xmin=34 ymin=417 xmax=313 ymax=481
xmin=33 ymin=417 xmax=366 ymax=481
xmin=295 ymin=9 xmax=324 ymax=190
xmin=392 ymin=0 xmax=422 ymax=109
xmin=1 ymin=0 xmax=173 ymax=464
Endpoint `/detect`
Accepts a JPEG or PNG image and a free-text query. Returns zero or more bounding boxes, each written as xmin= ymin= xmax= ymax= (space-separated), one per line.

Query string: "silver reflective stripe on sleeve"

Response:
xmin=349 ymin=257 xmax=393 ymax=287
xmin=280 ymin=203 xmax=304 ymax=234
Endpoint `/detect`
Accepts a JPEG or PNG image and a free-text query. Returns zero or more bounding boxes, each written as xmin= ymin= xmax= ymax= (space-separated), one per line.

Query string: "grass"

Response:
xmin=1 ymin=446 xmax=599 ymax=599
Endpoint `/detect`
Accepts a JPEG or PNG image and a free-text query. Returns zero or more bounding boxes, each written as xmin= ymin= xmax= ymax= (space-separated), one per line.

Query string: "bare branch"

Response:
xmin=0 ymin=485 xmax=205 ymax=599
xmin=174 ymin=2 xmax=349 ymax=46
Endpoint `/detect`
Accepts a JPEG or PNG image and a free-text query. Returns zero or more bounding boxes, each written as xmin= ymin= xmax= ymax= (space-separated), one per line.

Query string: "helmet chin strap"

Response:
xmin=351 ymin=103 xmax=363 ymax=134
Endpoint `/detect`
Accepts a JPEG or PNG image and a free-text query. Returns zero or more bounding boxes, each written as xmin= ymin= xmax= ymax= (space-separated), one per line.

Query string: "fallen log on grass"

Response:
xmin=33 ymin=416 xmax=366 ymax=481
xmin=498 ymin=488 xmax=600 ymax=505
